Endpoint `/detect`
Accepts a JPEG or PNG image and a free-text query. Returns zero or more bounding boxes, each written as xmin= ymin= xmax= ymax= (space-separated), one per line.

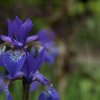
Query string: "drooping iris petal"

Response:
xmin=26 ymin=35 xmax=38 ymax=44
xmin=38 ymin=85 xmax=59 ymax=100
xmin=14 ymin=71 xmax=25 ymax=79
xmin=0 ymin=35 xmax=12 ymax=43
xmin=30 ymin=81 xmax=40 ymax=92
xmin=32 ymin=72 xmax=49 ymax=85
xmin=6 ymin=94 xmax=12 ymax=100
xmin=0 ymin=35 xmax=21 ymax=48
xmin=2 ymin=50 xmax=26 ymax=78
xmin=0 ymin=45 xmax=6 ymax=66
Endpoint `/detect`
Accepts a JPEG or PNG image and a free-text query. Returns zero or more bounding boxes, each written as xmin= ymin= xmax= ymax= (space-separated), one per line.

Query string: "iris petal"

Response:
xmin=0 ymin=35 xmax=12 ymax=44
xmin=26 ymin=35 xmax=38 ymax=44
xmin=8 ymin=16 xmax=23 ymax=42
xmin=12 ymin=16 xmax=23 ymax=42
xmin=2 ymin=50 xmax=26 ymax=78
xmin=6 ymin=94 xmax=12 ymax=100
xmin=22 ymin=48 xmax=44 ymax=77
xmin=7 ymin=19 xmax=13 ymax=38
xmin=13 ymin=16 xmax=23 ymax=26
xmin=32 ymin=72 xmax=49 ymax=85
xmin=37 ymin=29 xmax=55 ymax=44
xmin=37 ymin=29 xmax=58 ymax=64
xmin=32 ymin=48 xmax=45 ymax=73
xmin=19 ymin=19 xmax=33 ymax=44
xmin=22 ymin=53 xmax=34 ymax=77
xmin=30 ymin=81 xmax=40 ymax=92
xmin=38 ymin=85 xmax=59 ymax=100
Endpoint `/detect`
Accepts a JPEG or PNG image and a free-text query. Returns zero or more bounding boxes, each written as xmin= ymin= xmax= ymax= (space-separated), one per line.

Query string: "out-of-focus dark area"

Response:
xmin=0 ymin=0 xmax=100 ymax=100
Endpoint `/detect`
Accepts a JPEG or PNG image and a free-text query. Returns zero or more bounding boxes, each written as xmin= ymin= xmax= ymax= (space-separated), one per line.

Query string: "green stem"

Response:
xmin=22 ymin=82 xmax=30 ymax=100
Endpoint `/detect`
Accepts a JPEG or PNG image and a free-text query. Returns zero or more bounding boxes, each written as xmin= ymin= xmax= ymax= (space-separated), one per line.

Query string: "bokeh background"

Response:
xmin=0 ymin=0 xmax=100 ymax=100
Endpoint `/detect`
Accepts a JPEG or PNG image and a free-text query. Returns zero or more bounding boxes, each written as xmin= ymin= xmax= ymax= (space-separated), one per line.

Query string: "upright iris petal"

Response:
xmin=38 ymin=85 xmax=59 ymax=100
xmin=8 ymin=16 xmax=23 ymax=44
xmin=11 ymin=16 xmax=32 ymax=46
xmin=32 ymin=48 xmax=45 ymax=73
xmin=22 ymin=53 xmax=34 ymax=78
xmin=22 ymin=48 xmax=44 ymax=77
xmin=2 ymin=50 xmax=26 ymax=78
xmin=8 ymin=16 xmax=23 ymax=41
xmin=22 ymin=49 xmax=48 ymax=91
xmin=18 ymin=18 xmax=33 ymax=44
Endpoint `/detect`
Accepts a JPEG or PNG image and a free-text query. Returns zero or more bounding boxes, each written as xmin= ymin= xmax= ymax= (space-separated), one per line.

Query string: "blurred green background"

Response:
xmin=0 ymin=0 xmax=100 ymax=100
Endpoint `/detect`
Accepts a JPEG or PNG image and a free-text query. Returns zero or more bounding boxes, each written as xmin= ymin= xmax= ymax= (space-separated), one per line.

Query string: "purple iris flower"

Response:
xmin=0 ymin=16 xmax=58 ymax=66
xmin=0 ymin=16 xmax=37 ymax=48
xmin=22 ymin=48 xmax=49 ymax=87
xmin=37 ymin=29 xmax=58 ymax=64
xmin=38 ymin=84 xmax=59 ymax=100
xmin=0 ymin=16 xmax=37 ymax=79
xmin=31 ymin=29 xmax=58 ymax=64
xmin=0 ymin=16 xmax=59 ymax=100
